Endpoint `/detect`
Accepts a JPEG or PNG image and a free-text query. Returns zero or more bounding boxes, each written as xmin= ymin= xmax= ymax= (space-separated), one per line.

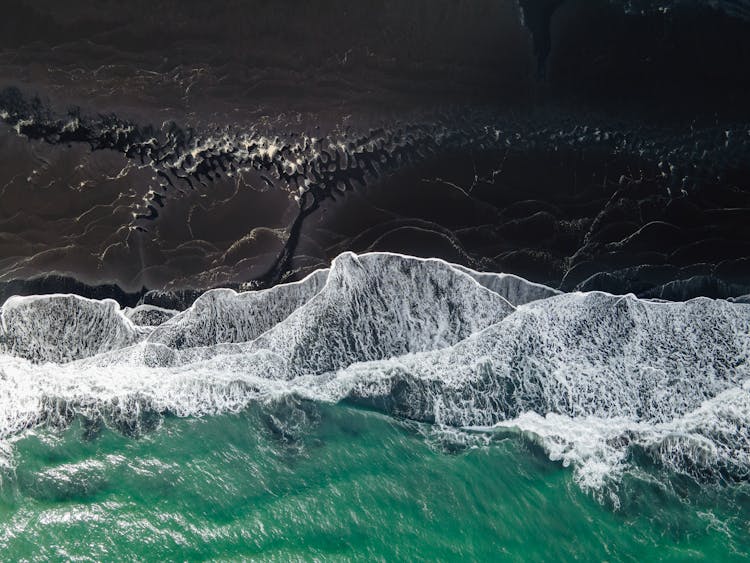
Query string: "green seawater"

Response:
xmin=0 ymin=403 xmax=748 ymax=562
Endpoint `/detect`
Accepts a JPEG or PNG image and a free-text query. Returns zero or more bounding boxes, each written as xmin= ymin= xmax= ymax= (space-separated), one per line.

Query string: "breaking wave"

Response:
xmin=0 ymin=252 xmax=748 ymax=493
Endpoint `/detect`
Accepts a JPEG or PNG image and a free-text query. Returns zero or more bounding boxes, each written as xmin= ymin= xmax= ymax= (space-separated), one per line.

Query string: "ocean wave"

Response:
xmin=0 ymin=251 xmax=748 ymax=494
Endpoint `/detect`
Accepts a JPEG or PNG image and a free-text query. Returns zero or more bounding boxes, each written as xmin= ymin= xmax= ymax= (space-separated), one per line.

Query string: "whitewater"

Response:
xmin=0 ymin=251 xmax=748 ymax=493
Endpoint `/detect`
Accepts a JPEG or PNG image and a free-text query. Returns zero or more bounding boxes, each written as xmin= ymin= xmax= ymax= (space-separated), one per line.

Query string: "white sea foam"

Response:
xmin=0 ymin=252 xmax=748 ymax=491
xmin=147 ymin=268 xmax=330 ymax=350
xmin=1 ymin=294 xmax=145 ymax=363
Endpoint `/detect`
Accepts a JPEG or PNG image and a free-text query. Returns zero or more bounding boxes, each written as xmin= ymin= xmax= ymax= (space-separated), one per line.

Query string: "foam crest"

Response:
xmin=245 ymin=252 xmax=516 ymax=378
xmin=147 ymin=269 xmax=329 ymax=349
xmin=0 ymin=294 xmax=144 ymax=363
xmin=487 ymin=381 xmax=750 ymax=492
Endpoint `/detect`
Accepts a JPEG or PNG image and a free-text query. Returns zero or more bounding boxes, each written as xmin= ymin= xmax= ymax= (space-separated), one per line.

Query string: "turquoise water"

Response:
xmin=1 ymin=403 xmax=748 ymax=561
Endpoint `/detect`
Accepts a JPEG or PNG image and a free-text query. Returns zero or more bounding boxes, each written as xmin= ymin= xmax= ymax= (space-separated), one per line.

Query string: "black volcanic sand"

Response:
xmin=302 ymin=141 xmax=750 ymax=300
xmin=0 ymin=0 xmax=749 ymax=305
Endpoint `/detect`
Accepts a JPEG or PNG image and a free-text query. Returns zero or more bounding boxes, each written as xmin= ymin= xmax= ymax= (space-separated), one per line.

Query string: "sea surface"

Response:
xmin=1 ymin=405 xmax=748 ymax=561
